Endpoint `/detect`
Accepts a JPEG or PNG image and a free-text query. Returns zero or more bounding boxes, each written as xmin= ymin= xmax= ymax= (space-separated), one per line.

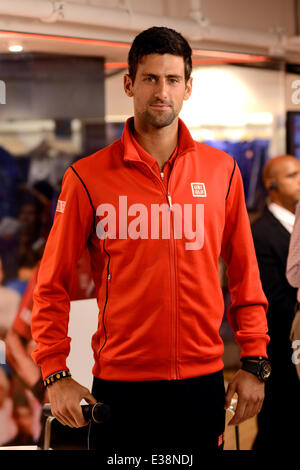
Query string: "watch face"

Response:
xmin=261 ymin=361 xmax=271 ymax=380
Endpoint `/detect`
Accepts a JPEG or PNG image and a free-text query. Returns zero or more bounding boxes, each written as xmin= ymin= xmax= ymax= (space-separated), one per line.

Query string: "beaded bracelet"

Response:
xmin=43 ymin=370 xmax=71 ymax=388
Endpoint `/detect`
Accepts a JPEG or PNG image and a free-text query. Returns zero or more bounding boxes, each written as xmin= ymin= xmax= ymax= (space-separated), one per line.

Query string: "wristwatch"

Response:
xmin=241 ymin=357 xmax=271 ymax=382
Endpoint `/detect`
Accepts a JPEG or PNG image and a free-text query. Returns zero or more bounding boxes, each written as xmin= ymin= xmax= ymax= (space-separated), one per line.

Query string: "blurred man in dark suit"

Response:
xmin=251 ymin=155 xmax=300 ymax=451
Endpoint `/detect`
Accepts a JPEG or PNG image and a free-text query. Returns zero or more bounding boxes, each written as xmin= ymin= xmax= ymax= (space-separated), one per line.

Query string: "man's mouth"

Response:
xmin=149 ymin=102 xmax=171 ymax=110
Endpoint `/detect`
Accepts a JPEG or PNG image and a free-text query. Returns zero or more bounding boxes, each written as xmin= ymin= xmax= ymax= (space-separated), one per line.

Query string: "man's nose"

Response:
xmin=154 ymin=79 xmax=168 ymax=100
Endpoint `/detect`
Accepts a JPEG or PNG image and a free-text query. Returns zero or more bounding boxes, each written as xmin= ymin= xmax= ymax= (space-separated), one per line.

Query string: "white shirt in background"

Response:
xmin=268 ymin=202 xmax=295 ymax=234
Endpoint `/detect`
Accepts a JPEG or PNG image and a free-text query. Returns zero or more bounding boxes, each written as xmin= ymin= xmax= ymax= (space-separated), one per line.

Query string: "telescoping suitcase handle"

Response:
xmin=43 ymin=402 xmax=111 ymax=424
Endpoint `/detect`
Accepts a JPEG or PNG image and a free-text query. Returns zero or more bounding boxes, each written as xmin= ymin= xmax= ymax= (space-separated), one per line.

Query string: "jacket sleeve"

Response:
xmin=286 ymin=201 xmax=300 ymax=288
xmin=31 ymin=167 xmax=94 ymax=380
xmin=220 ymin=163 xmax=269 ymax=358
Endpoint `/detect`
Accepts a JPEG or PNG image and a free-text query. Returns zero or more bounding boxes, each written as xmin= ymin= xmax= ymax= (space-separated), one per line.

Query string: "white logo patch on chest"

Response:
xmin=191 ymin=182 xmax=206 ymax=197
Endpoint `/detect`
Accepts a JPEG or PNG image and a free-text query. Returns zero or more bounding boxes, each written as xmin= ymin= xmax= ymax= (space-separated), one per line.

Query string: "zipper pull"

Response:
xmin=107 ymin=273 xmax=111 ymax=280
xmin=160 ymin=171 xmax=164 ymax=180
xmin=167 ymin=193 xmax=173 ymax=209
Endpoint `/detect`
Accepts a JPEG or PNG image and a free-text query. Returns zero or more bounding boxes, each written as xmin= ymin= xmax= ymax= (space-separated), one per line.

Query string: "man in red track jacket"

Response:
xmin=31 ymin=27 xmax=270 ymax=454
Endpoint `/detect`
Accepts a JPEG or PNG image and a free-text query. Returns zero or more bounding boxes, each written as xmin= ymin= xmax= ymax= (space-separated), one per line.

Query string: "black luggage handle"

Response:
xmin=42 ymin=402 xmax=111 ymax=424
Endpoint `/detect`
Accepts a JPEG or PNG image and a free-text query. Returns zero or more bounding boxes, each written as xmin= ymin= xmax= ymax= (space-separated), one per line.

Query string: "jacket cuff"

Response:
xmin=39 ymin=354 xmax=69 ymax=381
xmin=239 ymin=337 xmax=269 ymax=360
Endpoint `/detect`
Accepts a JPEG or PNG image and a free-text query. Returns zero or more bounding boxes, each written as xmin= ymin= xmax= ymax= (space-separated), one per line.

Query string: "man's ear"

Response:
xmin=124 ymin=74 xmax=134 ymax=97
xmin=264 ymin=177 xmax=277 ymax=191
xmin=183 ymin=77 xmax=193 ymax=101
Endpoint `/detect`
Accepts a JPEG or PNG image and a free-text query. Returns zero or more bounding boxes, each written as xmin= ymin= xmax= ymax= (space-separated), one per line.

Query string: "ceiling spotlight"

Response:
xmin=9 ymin=45 xmax=23 ymax=52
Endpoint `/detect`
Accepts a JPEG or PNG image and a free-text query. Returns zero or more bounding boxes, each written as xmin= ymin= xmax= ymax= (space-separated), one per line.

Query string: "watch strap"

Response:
xmin=241 ymin=356 xmax=265 ymax=362
xmin=241 ymin=360 xmax=260 ymax=377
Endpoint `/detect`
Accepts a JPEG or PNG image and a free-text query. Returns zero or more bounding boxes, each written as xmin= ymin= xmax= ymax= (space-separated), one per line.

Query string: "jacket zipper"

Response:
xmin=134 ymin=160 xmax=179 ymax=380
xmin=166 ymin=191 xmax=178 ymax=380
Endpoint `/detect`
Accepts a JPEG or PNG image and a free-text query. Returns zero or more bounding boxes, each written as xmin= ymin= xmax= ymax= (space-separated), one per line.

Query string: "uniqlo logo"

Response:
xmin=191 ymin=182 xmax=206 ymax=197
xmin=56 ymin=200 xmax=66 ymax=213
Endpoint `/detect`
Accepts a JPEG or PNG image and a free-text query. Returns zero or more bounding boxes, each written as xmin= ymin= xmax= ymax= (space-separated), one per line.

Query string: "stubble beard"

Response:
xmin=143 ymin=105 xmax=177 ymax=129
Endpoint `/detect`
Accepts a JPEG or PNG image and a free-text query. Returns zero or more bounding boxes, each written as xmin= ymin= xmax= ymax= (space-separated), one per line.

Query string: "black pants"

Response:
xmin=252 ymin=350 xmax=300 ymax=452
xmin=88 ymin=370 xmax=225 ymax=455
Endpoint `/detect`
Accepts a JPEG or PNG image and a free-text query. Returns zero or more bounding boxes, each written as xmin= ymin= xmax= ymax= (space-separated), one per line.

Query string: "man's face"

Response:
xmin=273 ymin=158 xmax=300 ymax=206
xmin=124 ymin=54 xmax=192 ymax=129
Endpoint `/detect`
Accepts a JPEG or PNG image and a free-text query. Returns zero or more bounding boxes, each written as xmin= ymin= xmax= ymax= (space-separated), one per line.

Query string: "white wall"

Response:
xmin=105 ymin=64 xmax=286 ymax=155
xmin=181 ymin=64 xmax=286 ymax=156
xmin=105 ymin=71 xmax=133 ymax=122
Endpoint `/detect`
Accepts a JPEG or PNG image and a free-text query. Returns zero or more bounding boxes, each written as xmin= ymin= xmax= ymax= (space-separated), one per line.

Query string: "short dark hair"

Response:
xmin=128 ymin=26 xmax=192 ymax=83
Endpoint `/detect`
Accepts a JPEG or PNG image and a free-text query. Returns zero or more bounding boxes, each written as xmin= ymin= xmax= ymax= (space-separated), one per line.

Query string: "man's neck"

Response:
xmin=133 ymin=119 xmax=179 ymax=170
xmin=270 ymin=198 xmax=296 ymax=215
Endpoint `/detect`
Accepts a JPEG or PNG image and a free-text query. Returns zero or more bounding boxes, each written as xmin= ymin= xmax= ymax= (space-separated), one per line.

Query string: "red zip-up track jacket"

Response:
xmin=31 ymin=118 xmax=269 ymax=381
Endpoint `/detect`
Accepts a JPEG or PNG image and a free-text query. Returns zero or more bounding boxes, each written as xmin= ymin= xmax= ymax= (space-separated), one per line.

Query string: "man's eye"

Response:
xmin=169 ymin=78 xmax=178 ymax=83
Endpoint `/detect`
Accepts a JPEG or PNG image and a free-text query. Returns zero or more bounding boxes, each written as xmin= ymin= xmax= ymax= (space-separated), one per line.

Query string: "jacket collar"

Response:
xmin=121 ymin=117 xmax=195 ymax=164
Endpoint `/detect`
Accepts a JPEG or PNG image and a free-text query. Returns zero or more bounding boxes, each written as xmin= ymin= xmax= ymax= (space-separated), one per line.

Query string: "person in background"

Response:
xmin=1 ymin=200 xmax=41 ymax=297
xmin=251 ymin=154 xmax=300 ymax=450
xmin=0 ymin=257 xmax=20 ymax=341
xmin=0 ymin=366 xmax=17 ymax=445
xmin=1 ymin=179 xmax=53 ymax=294
xmin=5 ymin=266 xmax=45 ymax=404
xmin=5 ymin=248 xmax=95 ymax=403
xmin=2 ymin=393 xmax=36 ymax=447
xmin=286 ymin=194 xmax=300 ymax=382
xmin=4 ymin=248 xmax=95 ymax=448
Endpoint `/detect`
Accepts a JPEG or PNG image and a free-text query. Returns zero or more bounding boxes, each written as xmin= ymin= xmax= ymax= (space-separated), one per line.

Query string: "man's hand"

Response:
xmin=224 ymin=369 xmax=264 ymax=426
xmin=47 ymin=376 xmax=97 ymax=428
